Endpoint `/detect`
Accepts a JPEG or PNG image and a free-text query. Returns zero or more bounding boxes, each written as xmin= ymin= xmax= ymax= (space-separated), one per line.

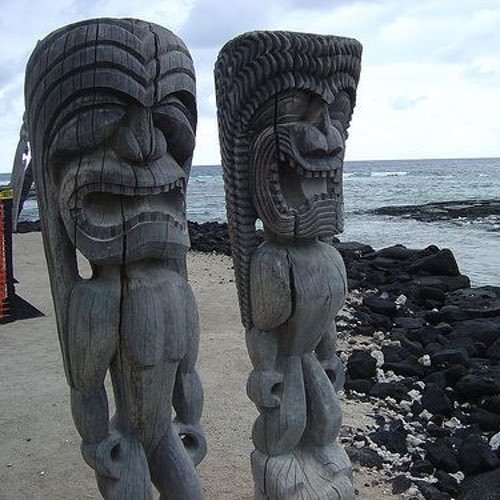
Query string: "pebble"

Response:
xmin=489 ymin=431 xmax=500 ymax=451
xmin=371 ymin=350 xmax=384 ymax=367
xmin=418 ymin=354 xmax=431 ymax=367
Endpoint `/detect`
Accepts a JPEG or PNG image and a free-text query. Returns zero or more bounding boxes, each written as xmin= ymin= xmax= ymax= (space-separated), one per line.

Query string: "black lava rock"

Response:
xmin=392 ymin=474 xmax=412 ymax=494
xmin=418 ymin=286 xmax=447 ymax=304
xmin=458 ymin=468 xmax=500 ymax=500
xmin=480 ymin=395 xmax=500 ymax=415
xmin=443 ymin=364 xmax=468 ymax=386
xmin=334 ymin=241 xmax=374 ymax=260
xmin=409 ymin=248 xmax=460 ymax=276
xmin=346 ymin=350 xmax=377 ymax=380
xmin=345 ymin=378 xmax=374 ymax=394
xmin=456 ymin=374 xmax=500 ymax=399
xmin=431 ymin=348 xmax=470 ymax=368
xmin=424 ymin=371 xmax=447 ymax=388
xmin=414 ymin=326 xmax=440 ymax=345
xmin=345 ymin=446 xmax=384 ymax=469
xmin=414 ymin=275 xmax=471 ymax=293
xmin=422 ymin=383 xmax=453 ymax=416
xmin=434 ymin=470 xmax=460 ymax=497
xmin=410 ymin=459 xmax=434 ymax=476
xmin=451 ymin=319 xmax=500 ymax=347
xmin=384 ymin=357 xmax=425 ymax=377
xmin=416 ymin=481 xmax=450 ymax=500
xmin=394 ymin=316 xmax=427 ymax=330
xmin=382 ymin=345 xmax=408 ymax=363
xmin=487 ymin=338 xmax=500 ymax=361
xmin=363 ymin=296 xmax=397 ymax=316
xmin=367 ymin=312 xmax=393 ymax=329
xmin=425 ymin=439 xmax=460 ymax=473
xmin=468 ymin=408 xmax=500 ymax=431
xmin=369 ymin=382 xmax=409 ymax=402
xmin=370 ymin=419 xmax=408 ymax=455
xmin=458 ymin=435 xmax=499 ymax=475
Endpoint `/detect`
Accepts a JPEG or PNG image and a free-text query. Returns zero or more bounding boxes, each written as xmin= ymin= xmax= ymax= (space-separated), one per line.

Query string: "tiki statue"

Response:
xmin=25 ymin=19 xmax=205 ymax=499
xmin=215 ymin=31 xmax=362 ymax=499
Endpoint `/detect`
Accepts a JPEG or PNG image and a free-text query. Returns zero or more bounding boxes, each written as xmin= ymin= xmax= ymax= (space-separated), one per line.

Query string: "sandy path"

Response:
xmin=0 ymin=233 xmax=394 ymax=499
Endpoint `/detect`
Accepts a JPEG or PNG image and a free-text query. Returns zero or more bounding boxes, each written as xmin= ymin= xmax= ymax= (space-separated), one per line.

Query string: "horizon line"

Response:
xmin=191 ymin=155 xmax=500 ymax=167
xmin=1 ymin=155 xmax=499 ymax=174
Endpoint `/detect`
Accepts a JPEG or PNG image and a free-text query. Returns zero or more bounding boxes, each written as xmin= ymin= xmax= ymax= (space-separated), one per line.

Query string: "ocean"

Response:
xmin=1 ymin=157 xmax=499 ymax=285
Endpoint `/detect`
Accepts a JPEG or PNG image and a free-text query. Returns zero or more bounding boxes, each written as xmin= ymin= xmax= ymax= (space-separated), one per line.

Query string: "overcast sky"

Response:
xmin=0 ymin=0 xmax=499 ymax=173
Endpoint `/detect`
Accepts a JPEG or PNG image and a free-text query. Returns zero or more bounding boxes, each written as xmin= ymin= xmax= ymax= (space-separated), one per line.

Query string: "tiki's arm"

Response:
xmin=250 ymin=245 xmax=292 ymax=332
xmin=172 ymin=291 xmax=206 ymax=465
xmin=247 ymin=247 xmax=292 ymax=408
xmin=315 ymin=323 xmax=346 ymax=392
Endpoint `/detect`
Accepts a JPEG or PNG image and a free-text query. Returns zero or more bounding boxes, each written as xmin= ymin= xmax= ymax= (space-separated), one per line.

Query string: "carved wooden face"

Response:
xmin=250 ymin=89 xmax=351 ymax=239
xmin=53 ymin=90 xmax=196 ymax=265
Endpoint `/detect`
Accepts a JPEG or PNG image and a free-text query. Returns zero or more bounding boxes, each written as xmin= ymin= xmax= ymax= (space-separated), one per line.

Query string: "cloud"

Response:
xmin=1 ymin=0 xmax=500 ymax=172
xmin=389 ymin=95 xmax=427 ymax=111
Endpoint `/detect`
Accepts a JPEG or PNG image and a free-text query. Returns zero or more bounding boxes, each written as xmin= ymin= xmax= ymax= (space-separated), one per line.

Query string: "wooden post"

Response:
xmin=25 ymin=18 xmax=205 ymax=499
xmin=215 ymin=31 xmax=362 ymax=499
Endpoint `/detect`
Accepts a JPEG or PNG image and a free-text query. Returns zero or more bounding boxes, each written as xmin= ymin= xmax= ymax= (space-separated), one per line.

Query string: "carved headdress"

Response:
xmin=214 ymin=31 xmax=362 ymax=328
xmin=25 ymin=18 xmax=196 ymax=383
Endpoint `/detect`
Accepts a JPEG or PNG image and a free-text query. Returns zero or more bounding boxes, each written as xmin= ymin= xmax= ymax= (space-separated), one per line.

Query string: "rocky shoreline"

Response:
xmin=368 ymin=199 xmax=500 ymax=228
xmin=16 ymin=220 xmax=500 ymax=499
xmin=335 ymin=241 xmax=500 ymax=499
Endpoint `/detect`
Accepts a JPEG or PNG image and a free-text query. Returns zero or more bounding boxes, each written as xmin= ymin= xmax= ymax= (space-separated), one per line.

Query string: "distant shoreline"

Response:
xmin=3 ymin=156 xmax=500 ymax=177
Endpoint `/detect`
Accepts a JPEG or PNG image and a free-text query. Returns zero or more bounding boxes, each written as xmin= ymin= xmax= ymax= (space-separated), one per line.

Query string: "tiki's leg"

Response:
xmin=301 ymin=354 xmax=355 ymax=499
xmin=106 ymin=356 xmax=178 ymax=499
xmin=67 ymin=279 xmax=120 ymax=479
xmin=246 ymin=326 xmax=309 ymax=499
xmin=316 ymin=324 xmax=346 ymax=392
xmin=148 ymin=321 xmax=206 ymax=499
xmin=149 ymin=425 xmax=204 ymax=500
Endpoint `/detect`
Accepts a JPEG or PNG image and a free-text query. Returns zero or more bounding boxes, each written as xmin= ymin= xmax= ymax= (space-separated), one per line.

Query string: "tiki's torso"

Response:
xmin=121 ymin=263 xmax=197 ymax=365
xmin=68 ymin=262 xmax=197 ymax=448
xmin=251 ymin=240 xmax=347 ymax=355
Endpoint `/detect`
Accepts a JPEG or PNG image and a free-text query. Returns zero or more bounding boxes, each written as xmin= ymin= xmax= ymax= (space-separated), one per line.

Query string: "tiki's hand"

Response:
xmin=247 ymin=369 xmax=284 ymax=408
xmin=81 ymin=433 xmax=122 ymax=479
xmin=174 ymin=422 xmax=207 ymax=466
xmin=321 ymin=356 xmax=346 ymax=393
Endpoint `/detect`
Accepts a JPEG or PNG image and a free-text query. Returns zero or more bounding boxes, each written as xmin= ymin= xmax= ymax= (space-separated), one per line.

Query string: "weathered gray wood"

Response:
xmin=25 ymin=18 xmax=205 ymax=499
xmin=215 ymin=31 xmax=362 ymax=499
xmin=9 ymin=114 xmax=32 ymax=230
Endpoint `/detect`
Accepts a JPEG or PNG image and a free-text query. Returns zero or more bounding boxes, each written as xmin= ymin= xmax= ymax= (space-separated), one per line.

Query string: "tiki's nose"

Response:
xmin=316 ymin=107 xmax=344 ymax=157
xmin=114 ymin=105 xmax=167 ymax=163
xmin=295 ymin=107 xmax=344 ymax=158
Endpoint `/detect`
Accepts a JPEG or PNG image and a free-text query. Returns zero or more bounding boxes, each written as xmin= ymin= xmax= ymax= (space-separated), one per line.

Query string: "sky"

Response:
xmin=0 ymin=0 xmax=499 ymax=173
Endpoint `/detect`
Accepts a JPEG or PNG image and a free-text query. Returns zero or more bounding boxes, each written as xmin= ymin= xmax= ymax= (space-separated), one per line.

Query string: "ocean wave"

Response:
xmin=371 ymin=171 xmax=409 ymax=177
xmin=344 ymin=171 xmax=409 ymax=178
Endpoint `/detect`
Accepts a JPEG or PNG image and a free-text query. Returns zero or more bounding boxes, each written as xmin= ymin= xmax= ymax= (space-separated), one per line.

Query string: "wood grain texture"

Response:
xmin=25 ymin=18 xmax=205 ymax=499
xmin=9 ymin=114 xmax=32 ymax=230
xmin=215 ymin=31 xmax=362 ymax=499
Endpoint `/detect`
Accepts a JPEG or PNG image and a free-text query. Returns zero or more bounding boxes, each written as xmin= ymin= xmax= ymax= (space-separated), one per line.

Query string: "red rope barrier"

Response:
xmin=0 ymin=191 xmax=13 ymax=321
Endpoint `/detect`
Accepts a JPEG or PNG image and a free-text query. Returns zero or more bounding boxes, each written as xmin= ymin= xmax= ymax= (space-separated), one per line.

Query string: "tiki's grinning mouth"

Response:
xmin=70 ymin=180 xmax=186 ymax=240
xmin=271 ymin=151 xmax=342 ymax=214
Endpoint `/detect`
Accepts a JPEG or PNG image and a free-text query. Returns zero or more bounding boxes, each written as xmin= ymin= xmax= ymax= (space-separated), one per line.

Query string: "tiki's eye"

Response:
xmin=276 ymin=91 xmax=310 ymax=123
xmin=153 ymin=95 xmax=195 ymax=164
xmin=49 ymin=106 xmax=125 ymax=161
xmin=329 ymin=91 xmax=352 ymax=134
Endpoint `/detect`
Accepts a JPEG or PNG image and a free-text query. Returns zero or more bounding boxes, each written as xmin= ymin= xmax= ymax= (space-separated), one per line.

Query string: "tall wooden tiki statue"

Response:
xmin=215 ymin=32 xmax=362 ymax=499
xmin=25 ymin=19 xmax=206 ymax=499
